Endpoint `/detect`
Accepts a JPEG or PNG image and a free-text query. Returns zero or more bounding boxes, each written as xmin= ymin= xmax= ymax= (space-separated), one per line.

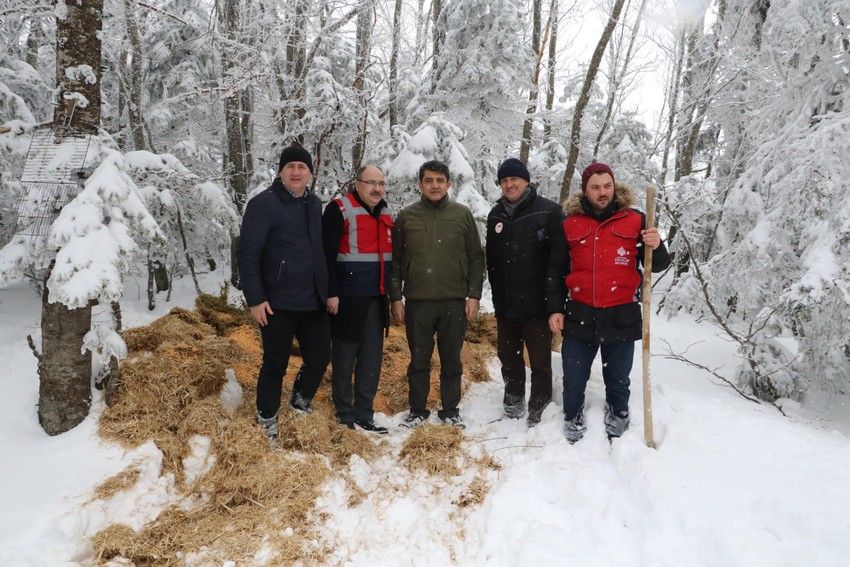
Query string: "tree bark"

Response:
xmin=520 ymin=0 xmax=543 ymax=162
xmin=221 ymin=0 xmax=251 ymax=287
xmin=558 ymin=0 xmax=626 ymax=203
xmin=38 ymin=0 xmax=104 ymax=435
xmin=543 ymin=0 xmax=559 ymax=142
xmin=389 ymin=0 xmax=403 ymax=129
xmin=278 ymin=0 xmax=309 ymax=141
xmin=352 ymin=5 xmax=374 ymax=168
xmin=24 ymin=17 xmax=43 ymax=69
xmin=53 ymin=0 xmax=103 ymax=133
xmin=124 ymin=0 xmax=148 ymax=151
xmin=430 ymin=0 xmax=444 ymax=95
xmin=38 ymin=263 xmax=92 ymax=435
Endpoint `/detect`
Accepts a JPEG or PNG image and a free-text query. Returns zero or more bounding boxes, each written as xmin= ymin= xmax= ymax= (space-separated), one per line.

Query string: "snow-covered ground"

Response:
xmin=1 ymin=270 xmax=849 ymax=566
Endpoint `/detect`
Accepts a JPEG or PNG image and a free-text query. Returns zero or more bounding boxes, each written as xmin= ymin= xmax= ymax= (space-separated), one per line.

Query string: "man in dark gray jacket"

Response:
xmin=237 ymin=145 xmax=330 ymax=442
xmin=390 ymin=160 xmax=485 ymax=429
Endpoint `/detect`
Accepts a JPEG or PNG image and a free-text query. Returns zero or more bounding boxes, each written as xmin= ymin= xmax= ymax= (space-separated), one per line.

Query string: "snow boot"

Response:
xmin=503 ymin=393 xmax=526 ymax=419
xmin=256 ymin=410 xmax=279 ymax=445
xmin=604 ymin=404 xmax=630 ymax=439
xmin=563 ymin=406 xmax=586 ymax=444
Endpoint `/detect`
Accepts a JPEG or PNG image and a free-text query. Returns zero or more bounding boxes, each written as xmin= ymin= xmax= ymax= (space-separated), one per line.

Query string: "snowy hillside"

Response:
xmin=1 ymin=271 xmax=849 ymax=566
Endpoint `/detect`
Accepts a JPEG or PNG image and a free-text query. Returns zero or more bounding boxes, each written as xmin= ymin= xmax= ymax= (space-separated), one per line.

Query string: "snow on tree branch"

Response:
xmin=46 ymin=146 xmax=165 ymax=309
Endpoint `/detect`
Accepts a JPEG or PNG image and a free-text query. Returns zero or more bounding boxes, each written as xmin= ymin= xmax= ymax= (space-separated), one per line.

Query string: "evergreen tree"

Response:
xmin=663 ymin=0 xmax=850 ymax=399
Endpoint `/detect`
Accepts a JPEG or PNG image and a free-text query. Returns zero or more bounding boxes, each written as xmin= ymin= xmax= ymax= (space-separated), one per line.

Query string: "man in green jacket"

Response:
xmin=390 ymin=160 xmax=485 ymax=428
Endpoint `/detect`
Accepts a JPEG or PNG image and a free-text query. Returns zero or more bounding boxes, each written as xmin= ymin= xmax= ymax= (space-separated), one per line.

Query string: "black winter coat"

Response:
xmin=237 ymin=178 xmax=328 ymax=311
xmin=486 ymin=187 xmax=564 ymax=320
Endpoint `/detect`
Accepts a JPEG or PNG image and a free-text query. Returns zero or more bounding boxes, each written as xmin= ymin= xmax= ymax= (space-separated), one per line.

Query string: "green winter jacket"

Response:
xmin=390 ymin=195 xmax=485 ymax=302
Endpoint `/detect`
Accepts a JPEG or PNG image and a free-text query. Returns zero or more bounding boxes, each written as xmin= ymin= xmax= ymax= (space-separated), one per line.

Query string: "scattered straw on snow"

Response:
xmin=400 ymin=423 xmax=465 ymax=477
xmin=89 ymin=294 xmax=501 ymax=564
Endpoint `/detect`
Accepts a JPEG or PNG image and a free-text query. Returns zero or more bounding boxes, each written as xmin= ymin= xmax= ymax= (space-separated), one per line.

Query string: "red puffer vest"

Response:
xmin=563 ymin=208 xmax=642 ymax=308
xmin=334 ymin=192 xmax=393 ymax=295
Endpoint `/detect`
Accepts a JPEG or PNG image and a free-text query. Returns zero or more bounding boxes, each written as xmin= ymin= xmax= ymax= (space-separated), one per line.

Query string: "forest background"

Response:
xmin=0 ymin=0 xmax=849 ymax=435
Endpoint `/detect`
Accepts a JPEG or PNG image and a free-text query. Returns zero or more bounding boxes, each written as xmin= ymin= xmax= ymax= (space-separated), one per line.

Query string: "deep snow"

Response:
xmin=1 ymin=270 xmax=849 ymax=566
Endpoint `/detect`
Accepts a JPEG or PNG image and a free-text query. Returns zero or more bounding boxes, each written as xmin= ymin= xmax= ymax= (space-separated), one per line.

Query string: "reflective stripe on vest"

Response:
xmin=334 ymin=193 xmax=393 ymax=295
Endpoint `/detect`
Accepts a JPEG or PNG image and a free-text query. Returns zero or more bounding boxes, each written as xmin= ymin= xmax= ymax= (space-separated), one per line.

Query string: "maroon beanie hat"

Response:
xmin=580 ymin=162 xmax=615 ymax=193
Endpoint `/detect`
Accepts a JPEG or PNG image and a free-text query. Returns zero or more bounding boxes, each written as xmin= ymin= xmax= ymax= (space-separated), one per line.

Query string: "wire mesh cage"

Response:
xmin=14 ymin=128 xmax=92 ymax=237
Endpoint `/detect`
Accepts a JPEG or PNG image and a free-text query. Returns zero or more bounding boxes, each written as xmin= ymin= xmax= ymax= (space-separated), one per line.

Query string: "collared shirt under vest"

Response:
xmin=333 ymin=192 xmax=393 ymax=296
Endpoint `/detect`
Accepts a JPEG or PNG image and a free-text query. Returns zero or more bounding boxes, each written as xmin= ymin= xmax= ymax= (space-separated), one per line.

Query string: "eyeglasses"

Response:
xmin=357 ymin=179 xmax=386 ymax=188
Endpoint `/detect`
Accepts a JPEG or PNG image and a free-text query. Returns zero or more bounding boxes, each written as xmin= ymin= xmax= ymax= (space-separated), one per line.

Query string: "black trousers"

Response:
xmin=256 ymin=309 xmax=330 ymax=419
xmin=497 ymin=317 xmax=553 ymax=419
xmin=331 ymin=297 xmax=384 ymax=423
xmin=405 ymin=299 xmax=466 ymax=419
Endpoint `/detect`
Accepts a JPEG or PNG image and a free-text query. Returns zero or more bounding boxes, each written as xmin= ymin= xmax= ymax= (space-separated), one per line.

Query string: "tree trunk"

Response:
xmin=430 ymin=0 xmax=444 ymax=94
xmin=221 ymin=0 xmax=251 ymax=287
xmin=543 ymin=0 xmax=559 ymax=142
xmin=147 ymin=256 xmax=156 ymax=310
xmin=24 ymin=17 xmax=43 ymax=69
xmin=37 ymin=0 xmax=104 ymax=435
xmin=389 ymin=0 xmax=403 ymax=129
xmin=558 ymin=0 xmax=626 ymax=203
xmin=38 ymin=263 xmax=92 ymax=435
xmin=520 ymin=0 xmax=543 ymax=162
xmin=352 ymin=5 xmax=374 ymax=168
xmin=278 ymin=0 xmax=309 ymax=140
xmin=124 ymin=0 xmax=148 ymax=151
xmin=53 ymin=0 xmax=103 ymax=133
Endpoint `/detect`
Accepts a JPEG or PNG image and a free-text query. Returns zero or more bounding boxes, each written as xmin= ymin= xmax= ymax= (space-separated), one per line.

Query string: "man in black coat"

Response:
xmin=486 ymin=158 xmax=564 ymax=426
xmin=237 ymin=145 xmax=330 ymax=442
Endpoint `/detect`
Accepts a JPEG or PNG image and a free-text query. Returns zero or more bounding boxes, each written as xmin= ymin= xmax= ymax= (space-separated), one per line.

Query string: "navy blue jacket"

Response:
xmin=237 ymin=178 xmax=328 ymax=311
xmin=486 ymin=187 xmax=564 ymax=320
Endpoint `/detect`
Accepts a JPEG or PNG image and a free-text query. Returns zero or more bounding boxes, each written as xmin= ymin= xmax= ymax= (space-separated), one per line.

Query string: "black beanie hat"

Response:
xmin=497 ymin=158 xmax=530 ymax=183
xmin=581 ymin=162 xmax=615 ymax=193
xmin=278 ymin=145 xmax=314 ymax=174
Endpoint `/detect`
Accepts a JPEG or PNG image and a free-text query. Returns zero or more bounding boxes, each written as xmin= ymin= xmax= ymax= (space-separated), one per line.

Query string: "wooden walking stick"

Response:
xmin=642 ymin=187 xmax=656 ymax=449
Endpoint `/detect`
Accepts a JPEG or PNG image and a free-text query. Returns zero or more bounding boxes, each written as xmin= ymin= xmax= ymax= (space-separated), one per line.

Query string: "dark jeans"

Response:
xmin=331 ymin=297 xmax=384 ymax=423
xmin=497 ymin=317 xmax=553 ymax=418
xmin=561 ymin=338 xmax=634 ymax=421
xmin=256 ymin=309 xmax=330 ymax=419
xmin=405 ymin=299 xmax=467 ymax=419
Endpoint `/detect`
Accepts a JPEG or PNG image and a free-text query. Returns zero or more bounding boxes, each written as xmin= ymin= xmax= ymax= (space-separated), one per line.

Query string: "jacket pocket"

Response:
xmin=611 ymin=226 xmax=640 ymax=240
xmin=274 ymin=260 xmax=286 ymax=285
xmin=457 ymin=258 xmax=469 ymax=294
xmin=565 ymin=226 xmax=592 ymax=245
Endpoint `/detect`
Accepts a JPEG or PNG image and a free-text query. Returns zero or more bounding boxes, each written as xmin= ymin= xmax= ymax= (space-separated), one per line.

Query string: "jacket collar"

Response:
xmin=497 ymin=185 xmax=537 ymax=211
xmin=563 ymin=182 xmax=636 ymax=217
xmin=420 ymin=194 xmax=450 ymax=210
xmin=272 ymin=177 xmax=312 ymax=201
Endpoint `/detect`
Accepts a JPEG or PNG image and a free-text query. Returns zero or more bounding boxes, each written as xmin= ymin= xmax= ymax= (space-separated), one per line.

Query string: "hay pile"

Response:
xmin=90 ymin=291 xmax=501 ymax=564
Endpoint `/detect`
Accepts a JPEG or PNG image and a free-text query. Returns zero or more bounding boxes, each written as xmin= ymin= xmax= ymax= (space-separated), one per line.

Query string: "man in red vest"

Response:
xmin=322 ymin=164 xmax=393 ymax=434
xmin=546 ymin=163 xmax=670 ymax=443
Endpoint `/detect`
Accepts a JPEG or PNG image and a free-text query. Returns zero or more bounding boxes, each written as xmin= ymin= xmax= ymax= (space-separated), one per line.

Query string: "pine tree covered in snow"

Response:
xmin=662 ymin=0 xmax=850 ymax=399
xmin=386 ymin=113 xmax=489 ymax=225
xmin=142 ymin=0 xmax=220 ymax=171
